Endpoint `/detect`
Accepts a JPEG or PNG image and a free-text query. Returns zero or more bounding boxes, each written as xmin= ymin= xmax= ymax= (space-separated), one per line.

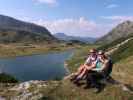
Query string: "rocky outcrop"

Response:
xmin=0 ymin=14 xmax=57 ymax=43
xmin=96 ymin=21 xmax=133 ymax=44
xmin=0 ymin=80 xmax=59 ymax=100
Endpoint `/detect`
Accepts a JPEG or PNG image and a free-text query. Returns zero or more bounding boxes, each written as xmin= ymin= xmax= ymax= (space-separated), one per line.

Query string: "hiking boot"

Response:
xmin=94 ymin=87 xmax=102 ymax=93
xmin=93 ymin=84 xmax=105 ymax=93
xmin=83 ymin=82 xmax=92 ymax=89
xmin=70 ymin=75 xmax=78 ymax=81
xmin=73 ymin=78 xmax=82 ymax=86
xmin=83 ymin=85 xmax=91 ymax=89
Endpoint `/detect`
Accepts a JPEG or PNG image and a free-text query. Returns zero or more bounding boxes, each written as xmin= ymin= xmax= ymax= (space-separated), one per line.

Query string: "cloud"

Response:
xmin=19 ymin=15 xmax=125 ymax=37
xmin=34 ymin=0 xmax=57 ymax=5
xmin=99 ymin=15 xmax=133 ymax=33
xmin=101 ymin=16 xmax=133 ymax=22
xmin=106 ymin=4 xmax=119 ymax=8
xmin=32 ymin=17 xmax=104 ymax=37
xmin=22 ymin=17 xmax=121 ymax=37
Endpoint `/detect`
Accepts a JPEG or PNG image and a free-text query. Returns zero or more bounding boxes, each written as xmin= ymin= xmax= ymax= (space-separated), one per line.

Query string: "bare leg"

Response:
xmin=77 ymin=68 xmax=88 ymax=79
xmin=73 ymin=68 xmax=88 ymax=85
xmin=70 ymin=65 xmax=85 ymax=81
xmin=76 ymin=65 xmax=85 ymax=74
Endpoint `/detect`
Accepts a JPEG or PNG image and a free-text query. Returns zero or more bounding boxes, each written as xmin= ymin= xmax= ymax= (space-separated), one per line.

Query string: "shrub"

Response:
xmin=0 ymin=73 xmax=18 ymax=83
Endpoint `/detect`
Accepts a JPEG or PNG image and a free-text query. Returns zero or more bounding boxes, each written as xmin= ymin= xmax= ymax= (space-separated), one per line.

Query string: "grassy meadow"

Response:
xmin=0 ymin=43 xmax=82 ymax=58
xmin=39 ymin=43 xmax=133 ymax=100
xmin=0 ymin=40 xmax=133 ymax=100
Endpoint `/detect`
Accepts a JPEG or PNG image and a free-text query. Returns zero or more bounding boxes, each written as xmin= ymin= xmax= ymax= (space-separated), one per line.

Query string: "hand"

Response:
xmin=98 ymin=70 xmax=104 ymax=73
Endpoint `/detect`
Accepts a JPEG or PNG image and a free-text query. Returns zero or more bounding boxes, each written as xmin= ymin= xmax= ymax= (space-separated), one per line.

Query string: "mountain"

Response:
xmin=1 ymin=32 xmax=133 ymax=99
xmin=96 ymin=20 xmax=133 ymax=44
xmin=54 ymin=33 xmax=97 ymax=43
xmin=0 ymin=14 xmax=57 ymax=43
xmin=98 ymin=35 xmax=133 ymax=62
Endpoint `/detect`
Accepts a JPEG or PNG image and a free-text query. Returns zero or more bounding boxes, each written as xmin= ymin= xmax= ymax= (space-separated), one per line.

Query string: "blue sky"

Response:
xmin=0 ymin=0 xmax=133 ymax=37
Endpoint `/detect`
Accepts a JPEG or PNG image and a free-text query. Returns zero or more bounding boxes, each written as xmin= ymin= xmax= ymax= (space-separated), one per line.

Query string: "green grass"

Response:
xmin=0 ymin=43 xmax=133 ymax=99
xmin=0 ymin=43 xmax=82 ymax=58
xmin=39 ymin=45 xmax=133 ymax=100
xmin=112 ymin=56 xmax=133 ymax=85
xmin=1 ymin=39 xmax=133 ymax=99
xmin=97 ymin=34 xmax=133 ymax=63
xmin=39 ymin=43 xmax=133 ymax=100
xmin=111 ymin=39 xmax=133 ymax=62
xmin=41 ymin=80 xmax=133 ymax=100
xmin=97 ymin=34 xmax=133 ymax=51
xmin=0 ymin=73 xmax=18 ymax=83
xmin=66 ymin=45 xmax=99 ymax=72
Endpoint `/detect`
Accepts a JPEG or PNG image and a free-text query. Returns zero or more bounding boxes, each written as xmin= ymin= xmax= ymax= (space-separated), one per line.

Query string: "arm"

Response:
xmin=92 ymin=60 xmax=109 ymax=72
xmin=84 ymin=62 xmax=96 ymax=70
xmin=84 ymin=57 xmax=91 ymax=65
xmin=100 ymin=60 xmax=109 ymax=71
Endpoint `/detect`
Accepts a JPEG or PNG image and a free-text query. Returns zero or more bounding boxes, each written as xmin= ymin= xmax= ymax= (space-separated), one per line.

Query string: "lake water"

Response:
xmin=0 ymin=50 xmax=73 ymax=81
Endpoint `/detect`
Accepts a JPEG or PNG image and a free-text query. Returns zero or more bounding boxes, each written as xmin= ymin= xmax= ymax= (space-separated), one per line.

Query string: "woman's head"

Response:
xmin=89 ymin=48 xmax=97 ymax=56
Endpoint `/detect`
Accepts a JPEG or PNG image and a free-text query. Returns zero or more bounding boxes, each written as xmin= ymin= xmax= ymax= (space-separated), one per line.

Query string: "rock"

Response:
xmin=0 ymin=96 xmax=6 ymax=100
xmin=122 ymin=85 xmax=130 ymax=92
xmin=63 ymin=73 xmax=76 ymax=80
xmin=6 ymin=80 xmax=49 ymax=100
xmin=10 ymin=80 xmax=47 ymax=91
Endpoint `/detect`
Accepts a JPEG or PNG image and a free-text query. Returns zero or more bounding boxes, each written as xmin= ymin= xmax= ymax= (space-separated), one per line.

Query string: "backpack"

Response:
xmin=104 ymin=57 xmax=113 ymax=77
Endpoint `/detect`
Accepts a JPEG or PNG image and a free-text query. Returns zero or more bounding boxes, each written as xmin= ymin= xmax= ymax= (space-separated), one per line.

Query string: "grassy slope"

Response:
xmin=0 ymin=44 xmax=133 ymax=99
xmin=40 ymin=45 xmax=133 ymax=100
xmin=111 ymin=39 xmax=133 ymax=62
xmin=97 ymin=34 xmax=133 ymax=51
xmin=112 ymin=56 xmax=133 ymax=85
xmin=0 ymin=43 xmax=81 ymax=58
xmin=97 ymin=35 xmax=133 ymax=63
xmin=0 ymin=73 xmax=18 ymax=83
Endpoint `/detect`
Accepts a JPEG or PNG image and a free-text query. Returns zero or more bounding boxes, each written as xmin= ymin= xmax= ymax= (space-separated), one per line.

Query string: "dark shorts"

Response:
xmin=87 ymin=71 xmax=105 ymax=80
xmin=85 ymin=71 xmax=106 ymax=87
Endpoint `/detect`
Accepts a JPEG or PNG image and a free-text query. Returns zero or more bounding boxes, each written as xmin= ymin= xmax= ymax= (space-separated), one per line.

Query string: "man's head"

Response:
xmin=98 ymin=50 xmax=106 ymax=59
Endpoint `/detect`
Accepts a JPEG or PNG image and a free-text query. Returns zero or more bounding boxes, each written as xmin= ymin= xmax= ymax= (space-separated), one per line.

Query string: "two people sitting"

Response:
xmin=70 ymin=48 xmax=113 ymax=91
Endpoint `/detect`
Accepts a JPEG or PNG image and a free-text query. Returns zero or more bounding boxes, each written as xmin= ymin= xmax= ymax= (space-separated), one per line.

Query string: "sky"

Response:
xmin=0 ymin=0 xmax=133 ymax=37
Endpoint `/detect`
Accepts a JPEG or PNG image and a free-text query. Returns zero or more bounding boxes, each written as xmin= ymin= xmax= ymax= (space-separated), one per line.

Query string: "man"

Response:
xmin=92 ymin=50 xmax=113 ymax=77
xmin=86 ymin=50 xmax=113 ymax=92
xmin=70 ymin=48 xmax=97 ymax=84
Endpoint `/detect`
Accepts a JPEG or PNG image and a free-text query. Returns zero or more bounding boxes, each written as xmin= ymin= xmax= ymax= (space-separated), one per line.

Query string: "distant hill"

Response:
xmin=111 ymin=38 xmax=133 ymax=62
xmin=54 ymin=33 xmax=97 ymax=43
xmin=96 ymin=21 xmax=133 ymax=44
xmin=0 ymin=14 xmax=57 ymax=43
xmin=97 ymin=34 xmax=133 ymax=62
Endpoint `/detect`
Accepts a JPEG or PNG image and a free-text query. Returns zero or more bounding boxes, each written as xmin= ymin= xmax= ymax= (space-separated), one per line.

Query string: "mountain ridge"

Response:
xmin=96 ymin=20 xmax=133 ymax=44
xmin=54 ymin=33 xmax=97 ymax=43
xmin=0 ymin=14 xmax=57 ymax=43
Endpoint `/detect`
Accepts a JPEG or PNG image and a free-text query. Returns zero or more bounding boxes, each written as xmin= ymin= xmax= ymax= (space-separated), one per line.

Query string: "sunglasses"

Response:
xmin=98 ymin=54 xmax=104 ymax=55
xmin=90 ymin=52 xmax=96 ymax=53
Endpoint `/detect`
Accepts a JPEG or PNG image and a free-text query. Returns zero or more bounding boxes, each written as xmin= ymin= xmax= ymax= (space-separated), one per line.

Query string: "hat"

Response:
xmin=89 ymin=48 xmax=96 ymax=53
xmin=98 ymin=50 xmax=104 ymax=55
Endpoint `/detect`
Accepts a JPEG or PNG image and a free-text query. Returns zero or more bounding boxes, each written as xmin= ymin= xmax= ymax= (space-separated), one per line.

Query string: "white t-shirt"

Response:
xmin=84 ymin=55 xmax=97 ymax=65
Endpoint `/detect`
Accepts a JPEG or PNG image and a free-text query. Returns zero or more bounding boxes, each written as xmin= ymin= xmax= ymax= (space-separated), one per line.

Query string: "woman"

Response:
xmin=70 ymin=48 xmax=97 ymax=83
xmin=85 ymin=50 xmax=113 ymax=92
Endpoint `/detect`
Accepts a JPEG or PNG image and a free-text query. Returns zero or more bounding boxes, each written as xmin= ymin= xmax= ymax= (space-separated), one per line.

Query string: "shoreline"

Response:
xmin=0 ymin=50 xmax=67 ymax=59
xmin=0 ymin=46 xmax=76 ymax=59
xmin=63 ymin=51 xmax=75 ymax=75
xmin=0 ymin=49 xmax=75 ymax=82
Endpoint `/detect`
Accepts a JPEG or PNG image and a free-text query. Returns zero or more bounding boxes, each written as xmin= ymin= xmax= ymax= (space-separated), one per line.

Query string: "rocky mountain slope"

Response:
xmin=0 ymin=38 xmax=133 ymax=99
xmin=0 ymin=15 xmax=57 ymax=43
xmin=54 ymin=33 xmax=97 ymax=43
xmin=96 ymin=20 xmax=133 ymax=44
xmin=0 ymin=19 xmax=133 ymax=99
xmin=98 ymin=34 xmax=133 ymax=62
